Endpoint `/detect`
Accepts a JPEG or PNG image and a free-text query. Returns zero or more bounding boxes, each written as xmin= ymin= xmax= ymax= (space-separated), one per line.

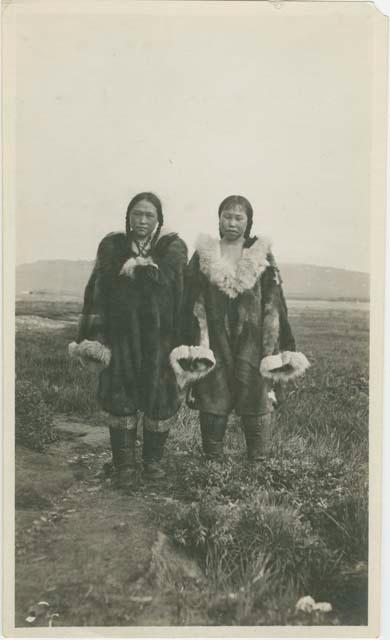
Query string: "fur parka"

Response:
xmin=170 ymin=234 xmax=309 ymax=416
xmin=70 ymin=229 xmax=188 ymax=420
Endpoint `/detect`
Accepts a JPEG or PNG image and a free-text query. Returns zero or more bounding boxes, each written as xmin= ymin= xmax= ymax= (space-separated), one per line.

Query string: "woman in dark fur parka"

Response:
xmin=69 ymin=192 xmax=188 ymax=489
xmin=170 ymin=195 xmax=309 ymax=462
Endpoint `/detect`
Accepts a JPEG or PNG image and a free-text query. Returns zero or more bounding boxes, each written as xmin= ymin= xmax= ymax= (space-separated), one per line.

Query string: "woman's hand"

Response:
xmin=134 ymin=262 xmax=159 ymax=283
xmin=120 ymin=256 xmax=159 ymax=281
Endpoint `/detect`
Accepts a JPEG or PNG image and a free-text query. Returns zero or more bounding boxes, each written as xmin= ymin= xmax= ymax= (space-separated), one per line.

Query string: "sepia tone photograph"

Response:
xmin=2 ymin=0 xmax=388 ymax=635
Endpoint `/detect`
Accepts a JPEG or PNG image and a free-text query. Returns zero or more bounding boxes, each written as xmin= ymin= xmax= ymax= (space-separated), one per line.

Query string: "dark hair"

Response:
xmin=218 ymin=195 xmax=253 ymax=239
xmin=125 ymin=192 xmax=164 ymax=238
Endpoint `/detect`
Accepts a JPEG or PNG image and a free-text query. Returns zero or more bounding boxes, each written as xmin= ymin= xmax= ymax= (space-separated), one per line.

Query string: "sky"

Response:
xmin=11 ymin=1 xmax=375 ymax=272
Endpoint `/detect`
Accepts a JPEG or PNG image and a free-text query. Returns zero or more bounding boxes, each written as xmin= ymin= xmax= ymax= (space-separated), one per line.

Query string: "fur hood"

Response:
xmin=196 ymin=234 xmax=272 ymax=298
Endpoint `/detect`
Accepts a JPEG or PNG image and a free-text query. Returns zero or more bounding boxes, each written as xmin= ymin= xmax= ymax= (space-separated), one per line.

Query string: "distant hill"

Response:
xmin=277 ymin=263 xmax=369 ymax=301
xmin=16 ymin=259 xmax=369 ymax=301
xmin=16 ymin=260 xmax=94 ymax=298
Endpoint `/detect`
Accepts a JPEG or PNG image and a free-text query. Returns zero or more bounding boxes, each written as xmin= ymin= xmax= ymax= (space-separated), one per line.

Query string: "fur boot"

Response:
xmin=109 ymin=426 xmax=137 ymax=491
xmin=241 ymin=413 xmax=273 ymax=461
xmin=200 ymin=413 xmax=228 ymax=460
xmin=142 ymin=420 xmax=169 ymax=480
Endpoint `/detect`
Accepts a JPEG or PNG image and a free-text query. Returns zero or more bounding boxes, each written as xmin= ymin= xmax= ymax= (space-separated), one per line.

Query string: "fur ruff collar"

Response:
xmin=196 ymin=234 xmax=272 ymax=298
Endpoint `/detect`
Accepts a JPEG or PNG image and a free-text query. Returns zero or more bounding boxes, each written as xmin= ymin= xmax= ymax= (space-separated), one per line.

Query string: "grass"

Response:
xmin=162 ymin=305 xmax=369 ymax=623
xmin=15 ymin=299 xmax=369 ymax=625
xmin=16 ymin=298 xmax=82 ymax=320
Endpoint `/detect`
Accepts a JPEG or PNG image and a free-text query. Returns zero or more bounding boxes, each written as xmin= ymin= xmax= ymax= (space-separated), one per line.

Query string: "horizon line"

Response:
xmin=15 ymin=257 xmax=370 ymax=276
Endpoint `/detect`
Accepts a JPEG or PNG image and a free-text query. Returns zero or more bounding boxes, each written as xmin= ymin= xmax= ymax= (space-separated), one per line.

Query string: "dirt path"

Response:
xmin=15 ymin=419 xmax=207 ymax=628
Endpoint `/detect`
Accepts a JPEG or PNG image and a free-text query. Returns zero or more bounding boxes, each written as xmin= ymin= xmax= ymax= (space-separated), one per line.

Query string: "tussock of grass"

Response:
xmin=170 ymin=489 xmax=329 ymax=591
xmin=15 ymin=380 xmax=58 ymax=451
xmin=16 ymin=327 xmax=105 ymax=422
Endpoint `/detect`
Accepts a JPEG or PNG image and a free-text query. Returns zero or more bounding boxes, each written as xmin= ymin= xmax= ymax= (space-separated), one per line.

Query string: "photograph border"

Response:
xmin=2 ymin=1 xmax=388 ymax=637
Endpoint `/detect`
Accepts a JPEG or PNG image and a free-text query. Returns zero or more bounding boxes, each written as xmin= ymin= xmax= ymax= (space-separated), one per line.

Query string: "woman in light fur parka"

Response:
xmin=69 ymin=193 xmax=188 ymax=489
xmin=170 ymin=195 xmax=310 ymax=461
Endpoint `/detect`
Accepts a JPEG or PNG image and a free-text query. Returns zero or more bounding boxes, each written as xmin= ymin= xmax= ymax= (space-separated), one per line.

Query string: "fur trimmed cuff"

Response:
xmin=260 ymin=351 xmax=310 ymax=382
xmin=170 ymin=345 xmax=216 ymax=390
xmin=120 ymin=256 xmax=158 ymax=279
xmin=68 ymin=340 xmax=111 ymax=367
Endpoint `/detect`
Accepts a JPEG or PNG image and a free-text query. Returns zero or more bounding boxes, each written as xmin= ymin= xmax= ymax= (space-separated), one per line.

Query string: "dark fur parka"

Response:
xmin=74 ymin=229 xmax=188 ymax=419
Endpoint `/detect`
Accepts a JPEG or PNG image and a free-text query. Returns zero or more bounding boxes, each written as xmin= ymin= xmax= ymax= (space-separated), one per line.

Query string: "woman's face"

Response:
xmin=219 ymin=205 xmax=248 ymax=241
xmin=129 ymin=199 xmax=159 ymax=239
